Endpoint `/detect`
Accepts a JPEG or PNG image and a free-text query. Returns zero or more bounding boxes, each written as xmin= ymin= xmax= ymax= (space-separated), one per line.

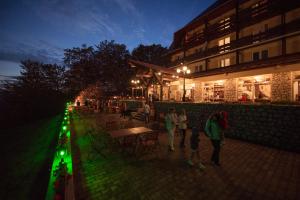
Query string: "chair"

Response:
xmin=121 ymin=120 xmax=135 ymax=129
xmin=119 ymin=135 xmax=138 ymax=155
xmin=137 ymin=131 xmax=160 ymax=156
xmin=105 ymin=121 xmax=119 ymax=131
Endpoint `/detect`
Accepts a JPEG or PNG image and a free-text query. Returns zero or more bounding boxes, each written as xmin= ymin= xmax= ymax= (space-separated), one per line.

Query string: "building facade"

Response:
xmin=162 ymin=0 xmax=300 ymax=102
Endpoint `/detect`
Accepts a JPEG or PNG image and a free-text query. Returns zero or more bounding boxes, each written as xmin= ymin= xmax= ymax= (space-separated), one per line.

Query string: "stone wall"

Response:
xmin=271 ymin=72 xmax=292 ymax=102
xmin=120 ymin=100 xmax=144 ymax=110
xmin=154 ymin=102 xmax=300 ymax=152
xmin=224 ymin=78 xmax=237 ymax=101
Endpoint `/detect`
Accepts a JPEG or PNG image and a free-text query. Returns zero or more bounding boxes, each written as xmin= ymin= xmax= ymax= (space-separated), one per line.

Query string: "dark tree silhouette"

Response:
xmin=64 ymin=40 xmax=133 ymax=98
xmin=131 ymin=44 xmax=168 ymax=65
xmin=0 ymin=60 xmax=66 ymax=127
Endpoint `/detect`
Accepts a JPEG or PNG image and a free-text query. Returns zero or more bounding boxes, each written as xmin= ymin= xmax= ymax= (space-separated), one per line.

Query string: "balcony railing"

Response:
xmin=171 ymin=18 xmax=300 ymax=66
xmin=188 ymin=52 xmax=300 ymax=79
xmin=176 ymin=0 xmax=300 ymax=50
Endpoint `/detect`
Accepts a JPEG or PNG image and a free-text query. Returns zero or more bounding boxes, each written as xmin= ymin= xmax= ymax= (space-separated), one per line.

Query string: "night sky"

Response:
xmin=0 ymin=0 xmax=214 ymax=78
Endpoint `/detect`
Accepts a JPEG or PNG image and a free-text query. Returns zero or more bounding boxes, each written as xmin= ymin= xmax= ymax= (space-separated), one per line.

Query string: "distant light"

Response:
xmin=186 ymin=69 xmax=191 ymax=74
xmin=158 ymin=72 xmax=161 ymax=76
xmin=183 ymin=66 xmax=187 ymax=71
xmin=172 ymin=75 xmax=175 ymax=78
xmin=62 ymin=126 xmax=67 ymax=131
xmin=176 ymin=69 xmax=181 ymax=73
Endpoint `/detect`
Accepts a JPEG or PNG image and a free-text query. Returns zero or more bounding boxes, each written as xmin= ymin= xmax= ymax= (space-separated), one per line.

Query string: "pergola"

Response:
xmin=128 ymin=59 xmax=179 ymax=101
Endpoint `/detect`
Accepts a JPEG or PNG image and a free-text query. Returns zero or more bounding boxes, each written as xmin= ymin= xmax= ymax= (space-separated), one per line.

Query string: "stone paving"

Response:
xmin=70 ymin=110 xmax=300 ymax=200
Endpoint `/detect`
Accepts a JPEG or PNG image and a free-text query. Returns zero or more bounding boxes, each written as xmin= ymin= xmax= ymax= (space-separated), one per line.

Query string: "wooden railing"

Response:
xmin=188 ymin=53 xmax=300 ymax=79
xmin=176 ymin=18 xmax=300 ymax=65
xmin=174 ymin=0 xmax=300 ymax=50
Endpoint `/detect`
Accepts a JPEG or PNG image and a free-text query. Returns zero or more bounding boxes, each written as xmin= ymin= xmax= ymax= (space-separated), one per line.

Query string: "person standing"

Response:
xmin=165 ymin=108 xmax=177 ymax=151
xmin=144 ymin=102 xmax=150 ymax=124
xmin=188 ymin=127 xmax=206 ymax=170
xmin=178 ymin=109 xmax=188 ymax=148
xmin=205 ymin=112 xmax=223 ymax=166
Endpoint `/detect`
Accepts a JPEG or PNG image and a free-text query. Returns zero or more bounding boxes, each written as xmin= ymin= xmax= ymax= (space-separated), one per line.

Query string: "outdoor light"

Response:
xmin=172 ymin=75 xmax=175 ymax=78
xmin=176 ymin=65 xmax=191 ymax=102
xmin=59 ymin=150 xmax=66 ymax=156
xmin=137 ymin=80 xmax=140 ymax=83
xmin=158 ymin=72 xmax=161 ymax=76
xmin=131 ymin=80 xmax=134 ymax=83
xmin=62 ymin=126 xmax=67 ymax=131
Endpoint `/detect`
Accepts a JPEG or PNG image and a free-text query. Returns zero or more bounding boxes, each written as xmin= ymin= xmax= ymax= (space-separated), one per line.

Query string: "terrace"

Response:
xmin=58 ymin=104 xmax=300 ymax=199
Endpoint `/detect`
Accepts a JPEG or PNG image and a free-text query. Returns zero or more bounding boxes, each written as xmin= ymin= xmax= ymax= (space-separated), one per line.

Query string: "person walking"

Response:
xmin=165 ymin=108 xmax=177 ymax=151
xmin=205 ymin=112 xmax=223 ymax=166
xmin=187 ymin=127 xmax=206 ymax=170
xmin=178 ymin=109 xmax=187 ymax=148
xmin=144 ymin=102 xmax=151 ymax=124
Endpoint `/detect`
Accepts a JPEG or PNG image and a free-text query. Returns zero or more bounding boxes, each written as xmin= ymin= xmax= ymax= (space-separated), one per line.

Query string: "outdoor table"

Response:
xmin=109 ymin=127 xmax=153 ymax=138
xmin=109 ymin=127 xmax=154 ymax=155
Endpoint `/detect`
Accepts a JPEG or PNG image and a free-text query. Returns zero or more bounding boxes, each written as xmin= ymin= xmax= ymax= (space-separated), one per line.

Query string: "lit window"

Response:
xmin=219 ymin=39 xmax=224 ymax=46
xmin=220 ymin=17 xmax=230 ymax=30
xmin=219 ymin=37 xmax=230 ymax=53
xmin=225 ymin=37 xmax=230 ymax=44
xmin=220 ymin=58 xmax=230 ymax=67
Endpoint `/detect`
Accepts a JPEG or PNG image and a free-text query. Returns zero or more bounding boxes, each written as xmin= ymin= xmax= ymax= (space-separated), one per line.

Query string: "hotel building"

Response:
xmin=130 ymin=0 xmax=300 ymax=103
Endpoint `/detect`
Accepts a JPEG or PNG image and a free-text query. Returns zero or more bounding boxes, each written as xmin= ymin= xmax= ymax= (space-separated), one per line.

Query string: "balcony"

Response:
xmin=205 ymin=15 xmax=236 ymax=40
xmin=179 ymin=18 xmax=300 ymax=65
xmin=185 ymin=32 xmax=205 ymax=44
xmin=238 ymin=0 xmax=300 ymax=29
xmin=189 ymin=52 xmax=300 ymax=79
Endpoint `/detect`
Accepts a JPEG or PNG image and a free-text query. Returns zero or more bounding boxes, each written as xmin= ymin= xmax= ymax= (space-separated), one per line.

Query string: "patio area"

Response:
xmin=70 ymin=109 xmax=300 ymax=200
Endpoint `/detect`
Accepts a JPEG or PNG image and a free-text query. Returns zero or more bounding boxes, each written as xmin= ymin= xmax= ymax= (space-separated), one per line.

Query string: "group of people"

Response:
xmin=165 ymin=108 xmax=228 ymax=169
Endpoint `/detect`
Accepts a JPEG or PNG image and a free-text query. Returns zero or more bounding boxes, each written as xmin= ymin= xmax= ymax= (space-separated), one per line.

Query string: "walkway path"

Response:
xmin=71 ymin=111 xmax=300 ymax=200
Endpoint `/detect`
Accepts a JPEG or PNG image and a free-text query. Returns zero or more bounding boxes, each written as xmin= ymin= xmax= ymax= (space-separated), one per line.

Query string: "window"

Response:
xmin=261 ymin=50 xmax=268 ymax=59
xmin=264 ymin=24 xmax=269 ymax=32
xmin=200 ymin=65 xmax=205 ymax=71
xmin=195 ymin=66 xmax=200 ymax=72
xmin=219 ymin=37 xmax=230 ymax=53
xmin=253 ymin=52 xmax=260 ymax=61
xmin=251 ymin=0 xmax=268 ymax=18
xmin=220 ymin=58 xmax=230 ymax=67
xmin=219 ymin=17 xmax=230 ymax=31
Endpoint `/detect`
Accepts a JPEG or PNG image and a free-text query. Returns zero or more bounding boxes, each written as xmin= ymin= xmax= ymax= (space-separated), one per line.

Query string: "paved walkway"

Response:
xmin=71 ymin=111 xmax=300 ymax=200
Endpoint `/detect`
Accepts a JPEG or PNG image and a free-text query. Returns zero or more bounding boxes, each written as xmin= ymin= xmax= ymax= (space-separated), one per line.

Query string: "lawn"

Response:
xmin=0 ymin=115 xmax=61 ymax=199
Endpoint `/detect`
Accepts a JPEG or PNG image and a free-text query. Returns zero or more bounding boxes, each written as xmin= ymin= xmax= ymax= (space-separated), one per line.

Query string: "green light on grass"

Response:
xmin=59 ymin=150 xmax=65 ymax=156
xmin=62 ymin=126 xmax=67 ymax=131
xmin=64 ymin=117 xmax=67 ymax=120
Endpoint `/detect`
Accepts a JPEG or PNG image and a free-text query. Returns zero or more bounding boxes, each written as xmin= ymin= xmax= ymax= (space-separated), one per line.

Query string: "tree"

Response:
xmin=64 ymin=40 xmax=133 ymax=98
xmin=94 ymin=40 xmax=133 ymax=96
xmin=0 ymin=60 xmax=66 ymax=127
xmin=131 ymin=44 xmax=168 ymax=65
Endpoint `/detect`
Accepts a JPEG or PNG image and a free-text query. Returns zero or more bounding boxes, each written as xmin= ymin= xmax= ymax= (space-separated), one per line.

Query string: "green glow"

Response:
xmin=67 ymin=131 xmax=71 ymax=138
xmin=46 ymin=104 xmax=73 ymax=200
xmin=60 ymin=150 xmax=65 ymax=156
